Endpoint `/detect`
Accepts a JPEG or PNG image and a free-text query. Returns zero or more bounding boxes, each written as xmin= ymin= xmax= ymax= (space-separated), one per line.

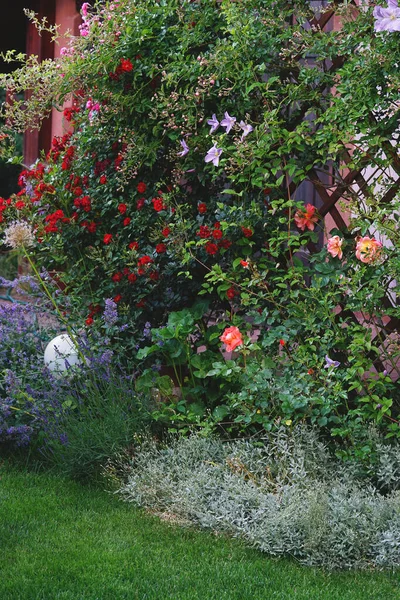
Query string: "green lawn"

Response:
xmin=0 ymin=464 xmax=399 ymax=600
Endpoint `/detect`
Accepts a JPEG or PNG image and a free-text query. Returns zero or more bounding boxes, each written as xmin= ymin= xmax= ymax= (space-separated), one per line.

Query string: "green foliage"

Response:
xmin=42 ymin=371 xmax=151 ymax=481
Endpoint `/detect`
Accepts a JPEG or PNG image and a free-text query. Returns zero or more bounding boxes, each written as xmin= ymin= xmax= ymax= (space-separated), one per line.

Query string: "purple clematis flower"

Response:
xmin=239 ymin=120 xmax=254 ymax=140
xmin=205 ymin=144 xmax=223 ymax=167
xmin=207 ymin=114 xmax=220 ymax=134
xmin=178 ymin=139 xmax=189 ymax=157
xmin=324 ymin=355 xmax=340 ymax=369
xmin=374 ymin=0 xmax=400 ymax=31
xmin=220 ymin=111 xmax=236 ymax=133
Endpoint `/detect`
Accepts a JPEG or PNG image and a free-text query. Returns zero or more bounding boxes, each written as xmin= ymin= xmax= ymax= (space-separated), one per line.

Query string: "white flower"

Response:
xmin=3 ymin=221 xmax=35 ymax=249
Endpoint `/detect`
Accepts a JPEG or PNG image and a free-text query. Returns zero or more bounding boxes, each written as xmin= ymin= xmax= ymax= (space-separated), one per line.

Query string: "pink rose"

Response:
xmin=355 ymin=236 xmax=383 ymax=264
xmin=326 ymin=235 xmax=343 ymax=259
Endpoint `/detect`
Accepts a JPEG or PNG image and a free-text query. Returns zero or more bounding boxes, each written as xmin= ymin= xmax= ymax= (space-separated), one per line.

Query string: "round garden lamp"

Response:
xmin=44 ymin=333 xmax=80 ymax=374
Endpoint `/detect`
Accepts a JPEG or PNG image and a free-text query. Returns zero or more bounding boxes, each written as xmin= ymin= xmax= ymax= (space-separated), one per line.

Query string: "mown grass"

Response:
xmin=0 ymin=463 xmax=399 ymax=600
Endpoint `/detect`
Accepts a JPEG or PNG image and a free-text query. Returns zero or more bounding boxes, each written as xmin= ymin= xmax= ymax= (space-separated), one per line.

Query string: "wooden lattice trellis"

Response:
xmin=288 ymin=0 xmax=400 ymax=379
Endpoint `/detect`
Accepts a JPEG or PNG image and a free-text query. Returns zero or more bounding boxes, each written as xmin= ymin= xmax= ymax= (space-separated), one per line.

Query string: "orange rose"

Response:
xmin=294 ymin=203 xmax=318 ymax=232
xmin=355 ymin=236 xmax=382 ymax=264
xmin=220 ymin=326 xmax=243 ymax=353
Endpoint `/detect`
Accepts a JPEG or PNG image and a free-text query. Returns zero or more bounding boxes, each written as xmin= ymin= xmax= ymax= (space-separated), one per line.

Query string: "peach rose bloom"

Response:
xmin=294 ymin=203 xmax=318 ymax=231
xmin=326 ymin=235 xmax=343 ymax=259
xmin=220 ymin=326 xmax=243 ymax=352
xmin=355 ymin=236 xmax=383 ymax=264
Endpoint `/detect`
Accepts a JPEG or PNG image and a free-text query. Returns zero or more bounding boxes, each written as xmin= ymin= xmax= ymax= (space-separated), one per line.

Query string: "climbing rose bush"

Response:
xmin=0 ymin=0 xmax=399 ymax=444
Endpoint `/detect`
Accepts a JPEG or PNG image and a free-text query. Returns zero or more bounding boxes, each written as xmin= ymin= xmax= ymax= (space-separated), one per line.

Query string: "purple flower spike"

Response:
xmin=178 ymin=139 xmax=189 ymax=157
xmin=220 ymin=111 xmax=236 ymax=133
xmin=207 ymin=114 xmax=220 ymax=134
xmin=205 ymin=144 xmax=223 ymax=167
xmin=324 ymin=355 xmax=340 ymax=369
xmin=374 ymin=0 xmax=400 ymax=31
xmin=239 ymin=120 xmax=253 ymax=140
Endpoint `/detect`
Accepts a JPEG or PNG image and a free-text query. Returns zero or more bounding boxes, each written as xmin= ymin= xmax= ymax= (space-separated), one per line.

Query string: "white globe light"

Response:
xmin=44 ymin=334 xmax=80 ymax=374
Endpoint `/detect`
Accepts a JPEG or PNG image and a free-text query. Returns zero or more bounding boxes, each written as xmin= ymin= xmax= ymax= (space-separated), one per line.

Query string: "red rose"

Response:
xmin=136 ymin=198 xmax=145 ymax=210
xmin=129 ymin=241 xmax=139 ymax=251
xmin=241 ymin=227 xmax=253 ymax=238
xmin=152 ymin=197 xmax=165 ymax=212
xmin=123 ymin=217 xmax=131 ymax=226
xmin=149 ymin=270 xmax=159 ymax=281
xmin=226 ymin=287 xmax=237 ymax=300
xmin=81 ymin=197 xmax=91 ymax=212
xmin=128 ymin=273 xmax=137 ymax=283
xmin=197 ymin=225 xmax=211 ymax=239
xmin=120 ymin=58 xmax=133 ymax=72
xmin=212 ymin=229 xmax=223 ymax=240
xmin=86 ymin=221 xmax=96 ymax=233
xmin=118 ymin=203 xmax=127 ymax=214
xmin=218 ymin=239 xmax=232 ymax=249
xmin=156 ymin=243 xmax=166 ymax=254
xmin=15 ymin=200 xmax=25 ymax=209
xmin=137 ymin=182 xmax=146 ymax=193
xmin=99 ymin=175 xmax=107 ymax=185
xmin=198 ymin=203 xmax=207 ymax=214
xmin=205 ymin=242 xmax=218 ymax=255
xmin=112 ymin=272 xmax=123 ymax=282
xmin=85 ymin=317 xmax=93 ymax=326
xmin=138 ymin=255 xmax=153 ymax=266
xmin=103 ymin=233 xmax=113 ymax=244
xmin=114 ymin=294 xmax=122 ymax=303
xmin=161 ymin=227 xmax=171 ymax=237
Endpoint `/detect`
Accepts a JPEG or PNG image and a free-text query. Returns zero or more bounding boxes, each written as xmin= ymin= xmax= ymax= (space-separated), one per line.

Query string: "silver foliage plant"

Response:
xmin=116 ymin=427 xmax=400 ymax=569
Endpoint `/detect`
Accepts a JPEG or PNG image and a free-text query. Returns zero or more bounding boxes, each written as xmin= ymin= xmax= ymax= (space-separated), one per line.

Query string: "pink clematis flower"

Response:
xmin=205 ymin=144 xmax=223 ymax=167
xmin=207 ymin=114 xmax=220 ymax=134
xmin=220 ymin=111 xmax=236 ymax=134
xmin=178 ymin=139 xmax=189 ymax=157
xmin=239 ymin=120 xmax=253 ymax=140
xmin=374 ymin=0 xmax=400 ymax=32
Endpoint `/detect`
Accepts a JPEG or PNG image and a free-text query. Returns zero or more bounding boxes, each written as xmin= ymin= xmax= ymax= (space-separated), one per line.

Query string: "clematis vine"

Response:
xmin=220 ymin=111 xmax=236 ymax=133
xmin=373 ymin=0 xmax=400 ymax=31
xmin=205 ymin=144 xmax=223 ymax=167
xmin=178 ymin=139 xmax=189 ymax=157
xmin=239 ymin=120 xmax=253 ymax=140
xmin=207 ymin=114 xmax=220 ymax=134
xmin=324 ymin=355 xmax=340 ymax=369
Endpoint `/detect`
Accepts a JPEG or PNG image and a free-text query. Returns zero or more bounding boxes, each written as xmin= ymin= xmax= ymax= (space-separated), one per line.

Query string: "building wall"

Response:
xmin=23 ymin=0 xmax=80 ymax=165
xmin=52 ymin=0 xmax=81 ymax=141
